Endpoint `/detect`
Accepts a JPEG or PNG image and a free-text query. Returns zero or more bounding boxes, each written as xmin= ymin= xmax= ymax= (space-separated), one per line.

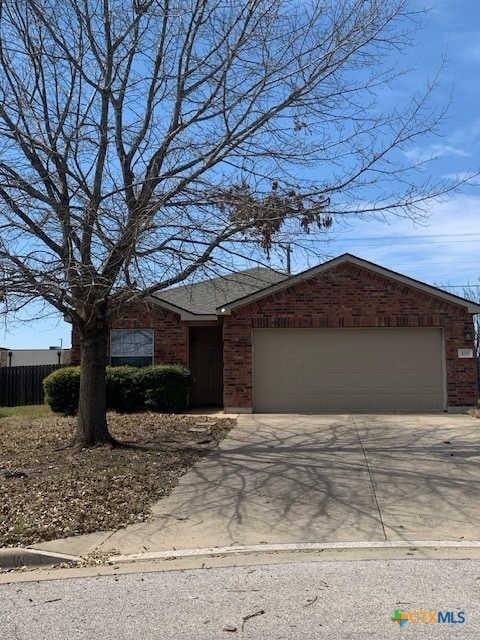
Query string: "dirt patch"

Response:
xmin=0 ymin=412 xmax=234 ymax=547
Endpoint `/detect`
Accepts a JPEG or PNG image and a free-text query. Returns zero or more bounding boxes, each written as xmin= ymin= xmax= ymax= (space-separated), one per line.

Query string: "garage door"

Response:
xmin=253 ymin=328 xmax=445 ymax=412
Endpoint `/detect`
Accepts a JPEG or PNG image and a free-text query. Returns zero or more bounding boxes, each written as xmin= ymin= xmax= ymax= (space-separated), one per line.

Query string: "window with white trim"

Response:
xmin=110 ymin=329 xmax=154 ymax=367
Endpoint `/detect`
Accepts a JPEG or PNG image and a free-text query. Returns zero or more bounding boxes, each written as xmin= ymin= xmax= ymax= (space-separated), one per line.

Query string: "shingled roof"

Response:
xmin=155 ymin=266 xmax=287 ymax=315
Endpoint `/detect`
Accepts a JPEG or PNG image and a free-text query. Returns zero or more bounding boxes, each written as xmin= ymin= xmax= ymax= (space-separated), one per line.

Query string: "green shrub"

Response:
xmin=43 ymin=363 xmax=192 ymax=415
xmin=138 ymin=365 xmax=192 ymax=413
xmin=43 ymin=367 xmax=80 ymax=416
xmin=106 ymin=366 xmax=142 ymax=413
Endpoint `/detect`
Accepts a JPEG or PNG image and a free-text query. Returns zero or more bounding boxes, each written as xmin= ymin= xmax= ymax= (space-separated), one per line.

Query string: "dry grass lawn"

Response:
xmin=0 ymin=410 xmax=234 ymax=547
xmin=0 ymin=404 xmax=53 ymax=419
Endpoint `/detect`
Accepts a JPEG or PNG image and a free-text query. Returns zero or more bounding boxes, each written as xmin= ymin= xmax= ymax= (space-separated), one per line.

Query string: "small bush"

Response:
xmin=138 ymin=365 xmax=192 ymax=413
xmin=44 ymin=363 xmax=192 ymax=415
xmin=106 ymin=366 xmax=142 ymax=413
xmin=43 ymin=367 xmax=80 ymax=416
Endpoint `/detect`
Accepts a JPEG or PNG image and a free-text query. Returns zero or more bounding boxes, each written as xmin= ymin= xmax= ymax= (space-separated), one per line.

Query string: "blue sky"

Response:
xmin=277 ymin=1 xmax=480 ymax=293
xmin=2 ymin=0 xmax=480 ymax=349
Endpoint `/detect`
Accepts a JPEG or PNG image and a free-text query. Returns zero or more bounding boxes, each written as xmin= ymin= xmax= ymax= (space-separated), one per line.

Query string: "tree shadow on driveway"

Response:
xmin=351 ymin=414 xmax=480 ymax=542
xmin=101 ymin=414 xmax=480 ymax=553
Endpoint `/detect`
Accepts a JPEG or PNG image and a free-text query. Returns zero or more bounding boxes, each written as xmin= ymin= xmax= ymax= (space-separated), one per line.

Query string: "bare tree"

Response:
xmin=463 ymin=284 xmax=480 ymax=393
xmin=0 ymin=0 xmax=459 ymax=445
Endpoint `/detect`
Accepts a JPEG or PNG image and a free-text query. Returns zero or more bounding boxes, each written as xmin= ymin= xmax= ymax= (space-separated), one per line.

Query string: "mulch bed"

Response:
xmin=0 ymin=413 xmax=234 ymax=547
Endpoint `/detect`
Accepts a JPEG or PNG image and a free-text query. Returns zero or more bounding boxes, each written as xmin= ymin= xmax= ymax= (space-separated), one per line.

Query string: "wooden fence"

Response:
xmin=0 ymin=364 xmax=62 ymax=406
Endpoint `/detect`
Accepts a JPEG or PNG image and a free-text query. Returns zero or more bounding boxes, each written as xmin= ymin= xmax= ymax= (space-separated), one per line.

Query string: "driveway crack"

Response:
xmin=351 ymin=415 xmax=387 ymax=541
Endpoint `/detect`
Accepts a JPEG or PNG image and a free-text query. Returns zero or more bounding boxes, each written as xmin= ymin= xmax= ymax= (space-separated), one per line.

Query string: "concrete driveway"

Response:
xmin=33 ymin=413 xmax=480 ymax=558
xmin=81 ymin=413 xmax=480 ymax=556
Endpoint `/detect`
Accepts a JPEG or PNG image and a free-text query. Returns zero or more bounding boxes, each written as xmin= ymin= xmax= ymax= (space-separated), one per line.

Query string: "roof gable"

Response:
xmin=218 ymin=254 xmax=480 ymax=314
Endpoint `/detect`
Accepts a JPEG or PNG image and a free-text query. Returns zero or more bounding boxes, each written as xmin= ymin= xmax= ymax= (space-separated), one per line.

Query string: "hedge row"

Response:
xmin=43 ymin=365 xmax=192 ymax=416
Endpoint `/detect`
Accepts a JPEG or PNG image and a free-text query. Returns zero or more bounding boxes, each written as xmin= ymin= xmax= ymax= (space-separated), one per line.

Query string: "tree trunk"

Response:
xmin=75 ymin=321 xmax=114 ymax=447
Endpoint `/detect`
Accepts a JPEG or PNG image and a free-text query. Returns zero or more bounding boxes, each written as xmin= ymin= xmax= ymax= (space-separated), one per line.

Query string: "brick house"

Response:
xmin=71 ymin=253 xmax=480 ymax=413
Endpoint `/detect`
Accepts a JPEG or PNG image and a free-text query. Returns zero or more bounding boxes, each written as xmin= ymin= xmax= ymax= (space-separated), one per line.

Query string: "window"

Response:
xmin=110 ymin=329 xmax=154 ymax=367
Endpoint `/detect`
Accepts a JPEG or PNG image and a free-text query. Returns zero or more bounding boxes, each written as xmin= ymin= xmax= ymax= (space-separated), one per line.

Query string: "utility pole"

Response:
xmin=279 ymin=243 xmax=292 ymax=274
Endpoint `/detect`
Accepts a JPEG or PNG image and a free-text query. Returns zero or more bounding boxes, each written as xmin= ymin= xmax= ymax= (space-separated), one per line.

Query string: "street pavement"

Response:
xmin=1 ymin=558 xmax=479 ymax=639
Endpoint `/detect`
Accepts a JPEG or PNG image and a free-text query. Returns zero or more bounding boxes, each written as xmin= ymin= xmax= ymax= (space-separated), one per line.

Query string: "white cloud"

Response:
xmin=404 ymin=144 xmax=470 ymax=164
xmin=448 ymin=117 xmax=480 ymax=148
xmin=443 ymin=172 xmax=480 ymax=185
xmin=295 ymin=193 xmax=480 ymax=287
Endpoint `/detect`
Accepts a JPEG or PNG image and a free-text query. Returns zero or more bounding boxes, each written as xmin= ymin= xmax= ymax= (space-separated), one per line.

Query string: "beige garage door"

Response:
xmin=253 ymin=328 xmax=445 ymax=412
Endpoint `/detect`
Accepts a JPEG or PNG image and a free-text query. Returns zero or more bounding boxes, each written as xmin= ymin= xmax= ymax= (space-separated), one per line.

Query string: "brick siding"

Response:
xmin=70 ymin=262 xmax=478 ymax=411
xmin=222 ymin=262 xmax=478 ymax=409
xmin=70 ymin=301 xmax=187 ymax=367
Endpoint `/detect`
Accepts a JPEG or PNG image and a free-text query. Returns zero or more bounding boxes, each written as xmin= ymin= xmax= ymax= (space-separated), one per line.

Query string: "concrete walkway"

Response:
xmin=32 ymin=413 xmax=480 ymax=557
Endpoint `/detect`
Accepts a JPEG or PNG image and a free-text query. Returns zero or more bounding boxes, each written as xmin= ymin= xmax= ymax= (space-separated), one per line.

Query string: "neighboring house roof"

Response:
xmin=218 ymin=253 xmax=480 ymax=315
xmin=154 ymin=266 xmax=288 ymax=316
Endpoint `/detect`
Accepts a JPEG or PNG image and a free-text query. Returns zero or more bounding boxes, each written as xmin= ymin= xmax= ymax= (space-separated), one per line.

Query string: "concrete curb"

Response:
xmin=0 ymin=548 xmax=79 ymax=570
xmin=110 ymin=539 xmax=480 ymax=564
xmin=3 ymin=539 xmax=480 ymax=570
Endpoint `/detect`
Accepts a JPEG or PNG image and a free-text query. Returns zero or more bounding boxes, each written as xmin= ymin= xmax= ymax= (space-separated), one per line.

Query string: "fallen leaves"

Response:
xmin=0 ymin=412 xmax=234 ymax=547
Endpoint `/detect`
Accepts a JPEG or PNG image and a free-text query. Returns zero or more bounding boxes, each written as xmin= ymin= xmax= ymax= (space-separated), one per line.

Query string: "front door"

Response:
xmin=189 ymin=326 xmax=223 ymax=407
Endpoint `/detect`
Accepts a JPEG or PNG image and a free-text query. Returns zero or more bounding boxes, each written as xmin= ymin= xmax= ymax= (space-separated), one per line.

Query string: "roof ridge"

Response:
xmin=160 ymin=265 xmax=287 ymax=293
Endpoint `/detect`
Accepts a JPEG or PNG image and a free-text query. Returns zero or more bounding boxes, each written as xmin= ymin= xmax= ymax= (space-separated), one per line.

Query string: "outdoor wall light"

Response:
xmin=464 ymin=327 xmax=474 ymax=342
